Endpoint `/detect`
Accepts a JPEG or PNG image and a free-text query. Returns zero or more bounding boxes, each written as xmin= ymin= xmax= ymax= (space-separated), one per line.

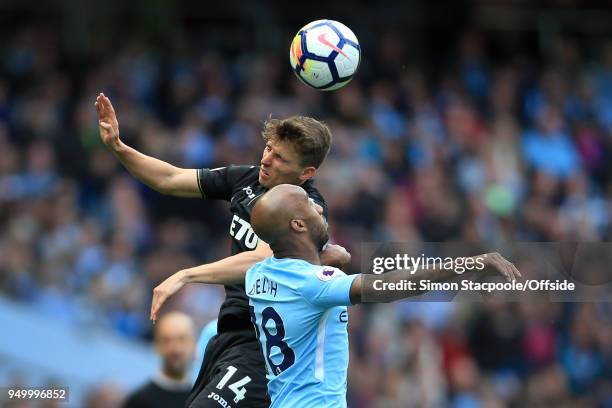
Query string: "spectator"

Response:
xmin=123 ymin=312 xmax=196 ymax=408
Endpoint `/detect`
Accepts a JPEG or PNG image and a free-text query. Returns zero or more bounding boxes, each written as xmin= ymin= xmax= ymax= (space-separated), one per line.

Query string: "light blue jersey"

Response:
xmin=246 ymin=257 xmax=357 ymax=408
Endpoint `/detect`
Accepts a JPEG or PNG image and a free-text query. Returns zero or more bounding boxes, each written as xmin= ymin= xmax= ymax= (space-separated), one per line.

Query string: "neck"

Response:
xmin=153 ymin=369 xmax=191 ymax=391
xmin=161 ymin=368 xmax=187 ymax=383
xmin=272 ymin=240 xmax=320 ymax=265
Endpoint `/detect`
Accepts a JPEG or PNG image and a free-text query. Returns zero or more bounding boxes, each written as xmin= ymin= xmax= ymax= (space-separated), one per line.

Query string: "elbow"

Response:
xmin=155 ymin=178 xmax=174 ymax=195
xmin=154 ymin=168 xmax=185 ymax=196
xmin=137 ymin=177 xmax=170 ymax=195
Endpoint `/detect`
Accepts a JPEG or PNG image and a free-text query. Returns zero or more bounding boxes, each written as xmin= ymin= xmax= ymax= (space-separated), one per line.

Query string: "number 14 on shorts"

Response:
xmin=216 ymin=366 xmax=251 ymax=404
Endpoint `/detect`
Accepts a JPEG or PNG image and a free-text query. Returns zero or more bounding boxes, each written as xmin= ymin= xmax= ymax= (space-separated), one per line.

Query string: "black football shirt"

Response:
xmin=197 ymin=165 xmax=327 ymax=334
xmin=123 ymin=380 xmax=190 ymax=408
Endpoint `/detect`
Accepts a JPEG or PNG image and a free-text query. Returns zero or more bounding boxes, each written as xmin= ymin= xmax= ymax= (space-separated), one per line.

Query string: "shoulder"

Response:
xmin=226 ymin=165 xmax=259 ymax=188
xmin=245 ymin=258 xmax=264 ymax=280
xmin=288 ymin=263 xmax=346 ymax=288
xmin=249 ymin=257 xmax=311 ymax=275
xmin=228 ymin=166 xmax=262 ymax=203
xmin=247 ymin=258 xmax=310 ymax=283
xmin=124 ymin=381 xmax=156 ymax=406
xmin=313 ymin=265 xmax=346 ymax=282
xmin=199 ymin=165 xmax=258 ymax=184
xmin=245 ymin=257 xmax=274 ymax=284
xmin=297 ymin=264 xmax=356 ymax=307
xmin=197 ymin=165 xmax=259 ymax=200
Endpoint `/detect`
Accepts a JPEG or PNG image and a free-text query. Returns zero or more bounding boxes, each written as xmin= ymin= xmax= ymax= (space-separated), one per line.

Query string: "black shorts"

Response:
xmin=186 ymin=330 xmax=270 ymax=408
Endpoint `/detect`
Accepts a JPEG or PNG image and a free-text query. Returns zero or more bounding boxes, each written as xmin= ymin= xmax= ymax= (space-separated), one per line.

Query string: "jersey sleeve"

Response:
xmin=299 ymin=267 xmax=357 ymax=308
xmin=197 ymin=165 xmax=254 ymax=200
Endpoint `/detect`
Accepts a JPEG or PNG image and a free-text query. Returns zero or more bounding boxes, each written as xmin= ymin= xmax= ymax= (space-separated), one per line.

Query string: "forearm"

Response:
xmin=150 ymin=242 xmax=272 ymax=321
xmin=182 ymin=246 xmax=272 ymax=286
xmin=379 ymin=264 xmax=461 ymax=301
xmin=351 ymin=257 xmax=474 ymax=304
xmin=111 ymin=142 xmax=194 ymax=196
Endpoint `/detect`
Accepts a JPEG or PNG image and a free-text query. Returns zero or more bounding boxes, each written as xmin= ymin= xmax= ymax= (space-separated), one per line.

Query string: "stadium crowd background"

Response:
xmin=0 ymin=0 xmax=611 ymax=406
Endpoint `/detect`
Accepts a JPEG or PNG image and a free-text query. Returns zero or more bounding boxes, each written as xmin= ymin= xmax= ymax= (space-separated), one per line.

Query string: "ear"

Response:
xmin=298 ymin=166 xmax=316 ymax=183
xmin=290 ymin=219 xmax=307 ymax=233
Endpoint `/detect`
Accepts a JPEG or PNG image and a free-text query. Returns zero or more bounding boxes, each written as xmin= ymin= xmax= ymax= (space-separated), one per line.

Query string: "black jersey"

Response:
xmin=123 ymin=380 xmax=190 ymax=408
xmin=197 ymin=165 xmax=327 ymax=334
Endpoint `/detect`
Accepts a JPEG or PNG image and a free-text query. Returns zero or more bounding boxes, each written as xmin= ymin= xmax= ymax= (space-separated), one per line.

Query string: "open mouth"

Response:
xmin=260 ymin=168 xmax=270 ymax=179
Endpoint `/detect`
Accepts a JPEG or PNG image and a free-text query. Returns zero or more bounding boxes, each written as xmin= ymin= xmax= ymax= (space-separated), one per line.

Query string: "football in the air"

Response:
xmin=289 ymin=20 xmax=361 ymax=91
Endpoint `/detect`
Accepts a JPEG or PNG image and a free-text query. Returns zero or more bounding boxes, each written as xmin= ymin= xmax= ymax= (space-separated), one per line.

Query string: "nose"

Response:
xmin=261 ymin=150 xmax=272 ymax=167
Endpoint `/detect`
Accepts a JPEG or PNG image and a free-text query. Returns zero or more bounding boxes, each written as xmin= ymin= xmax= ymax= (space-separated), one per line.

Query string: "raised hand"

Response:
xmin=481 ymin=252 xmax=522 ymax=282
xmin=94 ymin=93 xmax=121 ymax=150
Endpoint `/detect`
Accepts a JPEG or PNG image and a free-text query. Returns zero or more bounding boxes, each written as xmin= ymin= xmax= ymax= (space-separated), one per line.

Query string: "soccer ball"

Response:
xmin=289 ymin=20 xmax=361 ymax=91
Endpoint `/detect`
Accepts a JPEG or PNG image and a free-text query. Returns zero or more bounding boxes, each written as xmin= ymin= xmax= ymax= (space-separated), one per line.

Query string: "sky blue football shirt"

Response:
xmin=246 ymin=257 xmax=357 ymax=408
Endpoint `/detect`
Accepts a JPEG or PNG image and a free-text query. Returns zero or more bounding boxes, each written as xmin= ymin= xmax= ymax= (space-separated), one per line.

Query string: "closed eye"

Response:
xmin=266 ymin=144 xmax=286 ymax=162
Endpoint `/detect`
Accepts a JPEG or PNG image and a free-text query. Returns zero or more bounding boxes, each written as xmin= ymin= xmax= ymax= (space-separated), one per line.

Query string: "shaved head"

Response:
xmin=252 ymin=185 xmax=308 ymax=244
xmin=252 ymin=184 xmax=328 ymax=254
xmin=154 ymin=311 xmax=195 ymax=339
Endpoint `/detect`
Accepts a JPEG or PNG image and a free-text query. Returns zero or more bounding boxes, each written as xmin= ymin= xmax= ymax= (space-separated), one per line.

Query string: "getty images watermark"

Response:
xmin=372 ymin=253 xmax=487 ymax=274
xmin=371 ymin=253 xmax=574 ymax=293
xmin=360 ymin=243 xmax=611 ymax=302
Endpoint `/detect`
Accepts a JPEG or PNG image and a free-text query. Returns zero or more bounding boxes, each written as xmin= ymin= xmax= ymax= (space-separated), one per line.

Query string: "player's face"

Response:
xmin=259 ymin=139 xmax=312 ymax=188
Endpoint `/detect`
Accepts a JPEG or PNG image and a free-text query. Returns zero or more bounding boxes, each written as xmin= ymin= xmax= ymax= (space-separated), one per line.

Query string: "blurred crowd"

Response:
xmin=0 ymin=14 xmax=611 ymax=408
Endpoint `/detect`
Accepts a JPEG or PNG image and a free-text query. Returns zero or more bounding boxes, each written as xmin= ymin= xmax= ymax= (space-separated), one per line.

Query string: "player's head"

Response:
xmin=153 ymin=311 xmax=196 ymax=380
xmin=252 ymin=184 xmax=328 ymax=254
xmin=259 ymin=116 xmax=332 ymax=188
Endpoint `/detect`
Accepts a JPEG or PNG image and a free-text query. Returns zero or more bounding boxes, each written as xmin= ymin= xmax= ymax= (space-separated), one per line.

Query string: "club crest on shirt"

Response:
xmin=242 ymin=186 xmax=256 ymax=199
xmin=316 ymin=267 xmax=337 ymax=282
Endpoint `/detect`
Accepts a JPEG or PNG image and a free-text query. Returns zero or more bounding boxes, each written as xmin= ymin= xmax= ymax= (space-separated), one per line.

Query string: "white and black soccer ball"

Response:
xmin=289 ymin=20 xmax=361 ymax=91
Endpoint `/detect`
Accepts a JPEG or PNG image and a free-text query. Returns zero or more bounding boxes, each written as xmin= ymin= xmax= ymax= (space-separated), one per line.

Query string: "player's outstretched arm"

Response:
xmin=150 ymin=242 xmax=352 ymax=321
xmin=349 ymin=252 xmax=521 ymax=304
xmin=94 ymin=93 xmax=200 ymax=197
xmin=150 ymin=240 xmax=273 ymax=322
